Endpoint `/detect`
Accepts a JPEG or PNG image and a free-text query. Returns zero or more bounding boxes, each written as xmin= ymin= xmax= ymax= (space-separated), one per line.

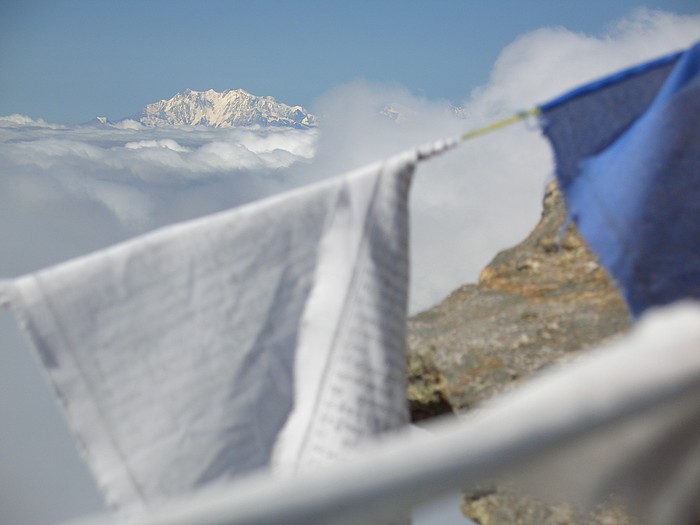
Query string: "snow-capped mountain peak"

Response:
xmin=133 ymin=88 xmax=317 ymax=129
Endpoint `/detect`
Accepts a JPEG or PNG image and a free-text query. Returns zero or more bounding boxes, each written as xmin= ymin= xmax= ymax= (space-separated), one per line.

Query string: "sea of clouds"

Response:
xmin=1 ymin=9 xmax=698 ymax=313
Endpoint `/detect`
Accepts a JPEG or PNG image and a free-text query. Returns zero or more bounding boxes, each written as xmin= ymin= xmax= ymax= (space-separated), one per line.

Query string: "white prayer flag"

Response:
xmin=53 ymin=302 xmax=700 ymax=525
xmin=4 ymin=143 xmax=456 ymax=513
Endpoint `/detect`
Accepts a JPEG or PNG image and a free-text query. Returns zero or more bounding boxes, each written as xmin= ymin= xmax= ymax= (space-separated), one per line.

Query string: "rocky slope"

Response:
xmin=407 ymin=181 xmax=636 ymax=524
xmin=134 ymin=88 xmax=317 ymax=128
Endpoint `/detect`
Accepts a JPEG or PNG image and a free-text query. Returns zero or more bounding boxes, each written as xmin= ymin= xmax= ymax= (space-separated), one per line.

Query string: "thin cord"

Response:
xmin=460 ymin=107 xmax=541 ymax=142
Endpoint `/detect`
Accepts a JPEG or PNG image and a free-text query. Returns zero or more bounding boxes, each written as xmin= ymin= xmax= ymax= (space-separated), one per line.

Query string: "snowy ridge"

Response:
xmin=134 ymin=88 xmax=317 ymax=129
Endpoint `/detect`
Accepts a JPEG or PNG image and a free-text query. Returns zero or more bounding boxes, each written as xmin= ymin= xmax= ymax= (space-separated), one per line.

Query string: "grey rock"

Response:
xmin=407 ymin=181 xmax=638 ymax=524
xmin=408 ymin=180 xmax=631 ymax=415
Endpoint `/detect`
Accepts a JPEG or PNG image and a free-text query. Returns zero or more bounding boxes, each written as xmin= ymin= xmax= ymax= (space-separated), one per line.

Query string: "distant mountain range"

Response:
xmin=125 ymin=88 xmax=317 ymax=129
xmin=86 ymin=88 xmax=469 ymax=129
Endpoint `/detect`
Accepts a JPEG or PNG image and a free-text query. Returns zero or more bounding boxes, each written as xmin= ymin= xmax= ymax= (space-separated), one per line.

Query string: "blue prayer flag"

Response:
xmin=541 ymin=42 xmax=700 ymax=318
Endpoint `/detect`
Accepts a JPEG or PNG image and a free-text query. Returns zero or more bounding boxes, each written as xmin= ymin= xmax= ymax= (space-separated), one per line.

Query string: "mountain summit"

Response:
xmin=133 ymin=88 xmax=317 ymax=129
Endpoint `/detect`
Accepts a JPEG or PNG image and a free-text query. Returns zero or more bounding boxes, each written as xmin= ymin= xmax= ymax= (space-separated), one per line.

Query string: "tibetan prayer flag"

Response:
xmin=541 ymin=42 xmax=700 ymax=317
xmin=3 ymin=142 xmax=457 ymax=513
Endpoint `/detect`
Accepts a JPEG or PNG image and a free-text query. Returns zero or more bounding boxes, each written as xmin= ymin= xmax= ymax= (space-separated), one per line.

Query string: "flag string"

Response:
xmin=460 ymin=106 xmax=540 ymax=143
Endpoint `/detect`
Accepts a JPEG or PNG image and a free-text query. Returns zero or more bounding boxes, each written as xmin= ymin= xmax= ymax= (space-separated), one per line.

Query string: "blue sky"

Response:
xmin=1 ymin=3 xmax=700 ymax=525
xmin=1 ymin=0 xmax=698 ymax=123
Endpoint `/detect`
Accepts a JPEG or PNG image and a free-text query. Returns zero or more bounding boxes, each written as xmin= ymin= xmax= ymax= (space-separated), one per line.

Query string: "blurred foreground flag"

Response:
xmin=1 ymin=142 xmax=453 ymax=514
xmin=541 ymin=42 xmax=700 ymax=318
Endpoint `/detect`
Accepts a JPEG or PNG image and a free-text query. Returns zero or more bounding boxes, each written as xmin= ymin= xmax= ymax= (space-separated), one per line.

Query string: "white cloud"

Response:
xmin=0 ymin=124 xmax=319 ymax=278
xmin=465 ymin=8 xmax=700 ymax=119
xmin=113 ymin=119 xmax=144 ymax=130
xmin=124 ymin=139 xmax=191 ymax=152
xmin=0 ymin=113 xmax=63 ymax=129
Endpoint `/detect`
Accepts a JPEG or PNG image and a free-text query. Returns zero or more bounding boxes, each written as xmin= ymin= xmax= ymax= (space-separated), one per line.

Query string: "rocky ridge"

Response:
xmin=134 ymin=88 xmax=317 ymax=129
xmin=407 ymin=181 xmax=636 ymax=524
